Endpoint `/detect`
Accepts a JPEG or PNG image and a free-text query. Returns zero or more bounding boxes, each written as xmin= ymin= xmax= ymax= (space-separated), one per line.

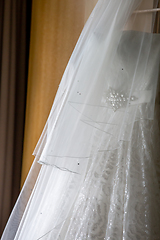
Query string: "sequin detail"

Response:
xmin=105 ymin=87 xmax=137 ymax=111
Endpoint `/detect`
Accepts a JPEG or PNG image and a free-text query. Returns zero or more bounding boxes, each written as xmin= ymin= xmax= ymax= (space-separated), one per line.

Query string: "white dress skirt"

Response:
xmin=1 ymin=0 xmax=160 ymax=239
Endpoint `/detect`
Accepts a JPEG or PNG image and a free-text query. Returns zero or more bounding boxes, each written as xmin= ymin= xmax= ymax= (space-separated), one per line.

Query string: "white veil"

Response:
xmin=1 ymin=0 xmax=160 ymax=239
xmin=34 ymin=0 xmax=160 ymax=173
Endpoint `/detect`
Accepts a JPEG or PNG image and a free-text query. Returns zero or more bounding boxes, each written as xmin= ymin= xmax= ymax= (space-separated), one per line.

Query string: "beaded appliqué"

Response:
xmin=105 ymin=87 xmax=137 ymax=112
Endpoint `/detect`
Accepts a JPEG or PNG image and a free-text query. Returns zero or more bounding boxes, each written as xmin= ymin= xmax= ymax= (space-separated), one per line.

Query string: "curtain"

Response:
xmin=0 ymin=0 xmax=32 ymax=234
xmin=21 ymin=0 xmax=95 ymax=185
xmin=154 ymin=1 xmax=160 ymax=126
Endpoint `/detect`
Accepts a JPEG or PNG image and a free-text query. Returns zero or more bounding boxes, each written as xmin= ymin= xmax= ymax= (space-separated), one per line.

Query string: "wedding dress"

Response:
xmin=1 ymin=0 xmax=160 ymax=239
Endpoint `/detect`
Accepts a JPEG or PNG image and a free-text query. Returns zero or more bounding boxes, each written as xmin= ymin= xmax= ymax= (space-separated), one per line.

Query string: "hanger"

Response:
xmin=134 ymin=8 xmax=160 ymax=14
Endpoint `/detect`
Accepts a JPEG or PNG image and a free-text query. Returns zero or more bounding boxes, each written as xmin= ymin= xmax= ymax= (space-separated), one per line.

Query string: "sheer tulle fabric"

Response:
xmin=1 ymin=0 xmax=160 ymax=239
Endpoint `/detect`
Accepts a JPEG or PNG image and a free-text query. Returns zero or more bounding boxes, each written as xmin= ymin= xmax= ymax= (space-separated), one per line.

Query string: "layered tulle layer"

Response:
xmin=5 ymin=119 xmax=160 ymax=240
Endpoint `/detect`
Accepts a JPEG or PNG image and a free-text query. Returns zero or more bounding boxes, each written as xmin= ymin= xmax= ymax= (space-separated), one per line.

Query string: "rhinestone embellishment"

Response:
xmin=105 ymin=87 xmax=137 ymax=112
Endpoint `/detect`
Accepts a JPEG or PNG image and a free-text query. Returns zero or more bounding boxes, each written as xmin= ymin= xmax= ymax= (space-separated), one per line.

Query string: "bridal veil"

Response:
xmin=1 ymin=0 xmax=160 ymax=239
